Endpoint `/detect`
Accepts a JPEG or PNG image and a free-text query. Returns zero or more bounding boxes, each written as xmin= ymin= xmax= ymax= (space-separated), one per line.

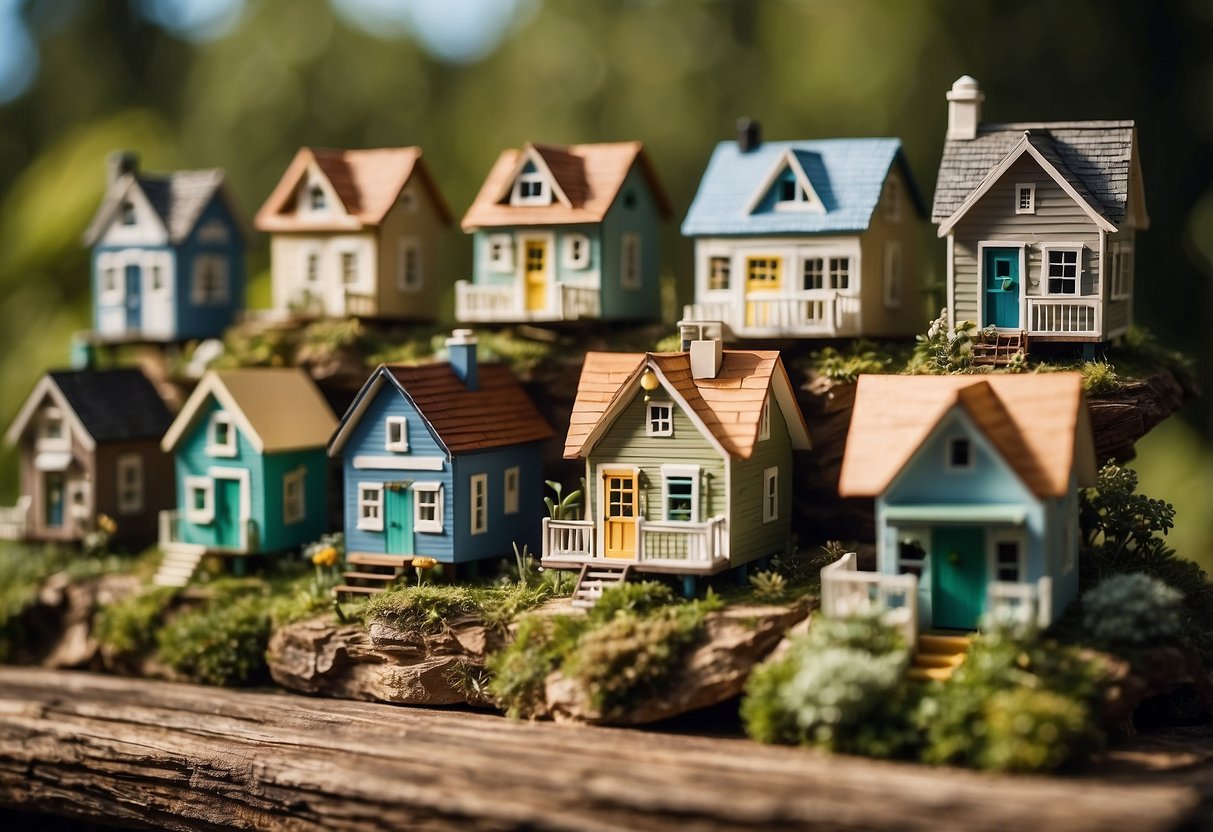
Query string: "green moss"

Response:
xmin=155 ymin=590 xmax=273 ymax=687
xmin=586 ymin=580 xmax=677 ymax=623
xmin=93 ymin=586 xmax=177 ymax=656
xmin=808 ymin=341 xmax=894 ymax=383
xmin=1076 ymin=361 xmax=1121 ymax=394
xmin=487 ymin=613 xmax=589 ymax=719
xmin=364 ymin=582 xmax=551 ymax=635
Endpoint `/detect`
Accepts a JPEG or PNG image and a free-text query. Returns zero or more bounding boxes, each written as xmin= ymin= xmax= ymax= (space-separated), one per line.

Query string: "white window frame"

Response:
xmin=802 ymin=256 xmax=824 ymax=291
xmin=758 ymin=397 xmax=771 ymax=441
xmin=340 ymin=250 xmax=359 ymax=286
xmin=504 ymin=466 xmax=520 ymax=515
xmin=1015 ymin=183 xmax=1036 ymax=215
xmin=646 ymin=402 xmax=673 ymax=437
xmin=883 ymin=241 xmax=902 ymax=308
xmin=1042 ymin=244 xmax=1084 ymax=297
xmin=305 ymin=250 xmax=320 ymax=284
xmin=283 ymin=467 xmax=306 ymax=525
xmin=98 ymin=254 xmax=124 ymax=306
xmin=660 ymin=464 xmax=700 ymax=523
xmin=562 ymin=233 xmax=590 ymax=269
xmin=1110 ymin=240 xmax=1133 ymax=301
xmin=989 ymin=531 xmax=1026 ymax=584
xmin=828 ymin=256 xmax=851 ymax=291
xmin=191 ymin=255 xmax=229 ymax=305
xmin=37 ymin=407 xmax=69 ymax=451
xmin=884 ymin=176 xmax=901 ymax=223
xmin=121 ymin=200 xmax=137 ymax=226
xmin=620 ymin=232 xmax=642 ymax=290
xmin=413 ymin=482 xmax=443 ymax=533
xmin=470 ymin=473 xmax=488 ymax=536
xmin=762 ymin=467 xmax=779 ymax=524
xmin=116 ymin=453 xmax=144 ymax=515
xmin=487 ymin=234 xmax=514 ymax=272
xmin=512 ymin=171 xmax=549 ymax=205
xmin=946 ymin=436 xmax=975 ymax=471
xmin=357 ymin=482 xmax=384 ymax=532
xmin=384 ymin=416 xmax=409 ymax=452
xmin=185 ymin=476 xmax=214 ymax=525
xmin=707 ymin=256 xmax=731 ymax=292
xmin=307 ymin=181 xmax=327 ymax=212
xmin=206 ymin=411 xmax=237 ymax=457
xmin=397 ymin=237 xmax=422 ymax=292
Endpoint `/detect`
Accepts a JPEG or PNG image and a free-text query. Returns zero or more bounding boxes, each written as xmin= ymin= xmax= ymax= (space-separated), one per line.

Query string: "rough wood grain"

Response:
xmin=0 ymin=668 xmax=1203 ymax=832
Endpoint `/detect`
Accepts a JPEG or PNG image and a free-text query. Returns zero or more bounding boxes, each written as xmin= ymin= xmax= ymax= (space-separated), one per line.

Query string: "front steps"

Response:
xmin=972 ymin=330 xmax=1027 ymax=366
xmin=332 ymin=553 xmax=412 ymax=598
xmin=907 ymin=632 xmax=972 ymax=682
xmin=570 ymin=562 xmax=632 ymax=609
xmin=153 ymin=547 xmax=206 ymax=588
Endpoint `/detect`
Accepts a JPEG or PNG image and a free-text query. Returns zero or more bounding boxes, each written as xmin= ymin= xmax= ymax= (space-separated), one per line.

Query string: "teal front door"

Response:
xmin=983 ymin=248 xmax=1020 ymax=328
xmin=214 ymin=477 xmax=242 ymax=548
xmin=44 ymin=473 xmax=65 ymax=527
xmin=385 ymin=484 xmax=414 ymax=555
xmin=931 ymin=526 xmax=986 ymax=630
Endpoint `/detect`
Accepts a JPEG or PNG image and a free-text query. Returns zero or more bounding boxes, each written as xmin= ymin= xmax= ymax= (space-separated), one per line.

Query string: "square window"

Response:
xmin=208 ymin=412 xmax=237 ymax=457
xmin=385 ymin=417 xmax=409 ymax=452
xmin=646 ymin=403 xmax=673 ymax=437
xmin=708 ymin=256 xmax=731 ymax=291
xmin=829 ymin=257 xmax=850 ymax=290
xmin=1046 ymin=249 xmax=1080 ymax=295
xmin=414 ymin=483 xmax=443 ymax=533
xmin=802 ymin=258 xmax=824 ymax=291
xmin=948 ymin=438 xmax=973 ymax=470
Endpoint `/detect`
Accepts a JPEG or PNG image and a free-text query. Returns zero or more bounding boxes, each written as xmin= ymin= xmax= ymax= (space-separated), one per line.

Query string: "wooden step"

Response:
xmin=917 ymin=633 xmax=972 ymax=655
xmin=331 ymin=584 xmax=389 ymax=597
xmin=913 ymin=652 xmax=966 ymax=670
xmin=341 ymin=571 xmax=403 ymax=583
xmin=346 ymin=553 xmax=412 ymax=568
xmin=907 ymin=666 xmax=956 ymax=683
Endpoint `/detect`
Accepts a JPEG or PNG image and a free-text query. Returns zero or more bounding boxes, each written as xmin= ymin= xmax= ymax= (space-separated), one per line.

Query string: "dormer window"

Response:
xmin=121 ymin=201 xmax=137 ymax=226
xmin=779 ymin=177 xmax=804 ymax=203
xmin=308 ymin=183 xmax=327 ymax=212
xmin=511 ymin=160 xmax=550 ymax=205
xmin=385 ymin=416 xmax=409 ymax=452
xmin=947 ymin=437 xmax=973 ymax=470
xmin=207 ymin=411 xmax=237 ymax=457
xmin=1015 ymin=183 xmax=1036 ymax=214
xmin=38 ymin=408 xmax=66 ymax=448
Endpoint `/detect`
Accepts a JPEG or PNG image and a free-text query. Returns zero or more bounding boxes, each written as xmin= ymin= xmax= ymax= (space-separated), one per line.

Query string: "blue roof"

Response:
xmin=681 ymin=138 xmax=919 ymax=236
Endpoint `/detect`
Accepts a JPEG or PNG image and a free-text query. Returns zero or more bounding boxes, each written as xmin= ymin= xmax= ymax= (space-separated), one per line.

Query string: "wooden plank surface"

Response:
xmin=0 ymin=667 xmax=1203 ymax=832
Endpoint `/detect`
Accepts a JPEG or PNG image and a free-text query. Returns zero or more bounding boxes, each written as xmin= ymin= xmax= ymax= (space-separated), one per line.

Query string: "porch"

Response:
xmin=682 ymin=291 xmax=859 ymax=338
xmin=455 ymin=280 xmax=600 ymax=323
xmin=1024 ymin=297 xmax=1102 ymax=339
xmin=541 ymin=516 xmax=729 ymax=574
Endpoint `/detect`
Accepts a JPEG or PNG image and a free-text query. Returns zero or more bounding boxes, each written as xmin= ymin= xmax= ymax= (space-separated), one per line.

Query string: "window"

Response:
xmin=414 ymin=483 xmax=443 ymax=532
xmin=197 ymin=220 xmax=230 ymax=244
xmin=385 ymin=416 xmax=409 ymax=452
xmin=661 ymin=465 xmax=700 ymax=523
xmin=116 ymin=454 xmax=144 ymax=514
xmin=504 ymin=466 xmax=520 ymax=515
xmin=898 ymin=538 xmax=927 ymax=577
xmin=778 ymin=176 xmax=802 ymax=203
xmin=802 ymin=257 xmax=824 ymax=291
xmin=1045 ymin=247 xmax=1081 ymax=295
xmin=1015 ymin=183 xmax=1036 ymax=215
xmin=470 ymin=473 xmax=488 ymax=535
xmin=207 ymin=412 xmax=236 ymax=457
xmin=758 ymin=397 xmax=771 ymax=441
xmin=309 ymin=184 xmax=326 ymax=211
xmin=762 ymin=467 xmax=778 ymax=524
xmin=747 ymin=257 xmax=780 ymax=287
xmin=995 ymin=540 xmax=1021 ymax=582
xmin=948 ymin=437 xmax=973 ymax=470
xmin=884 ymin=242 xmax=902 ymax=307
xmin=487 ymin=234 xmax=513 ymax=271
xmin=306 ymin=252 xmax=319 ymax=283
xmin=646 ymin=402 xmax=673 ymax=437
xmin=512 ymin=166 xmax=549 ymax=205
xmin=341 ymin=252 xmax=358 ymax=285
xmin=121 ymin=201 xmax=137 ymax=226
xmin=283 ymin=468 xmax=306 ymax=525
xmin=357 ymin=483 xmax=384 ymax=531
xmin=1110 ymin=241 xmax=1133 ymax=300
xmin=38 ymin=408 xmax=66 ymax=447
xmin=399 ymin=187 xmax=416 ymax=211
xmin=101 ymin=265 xmax=122 ymax=304
xmin=708 ymin=256 xmax=731 ymax=291
xmin=150 ymin=264 xmax=164 ymax=292
xmin=621 ymin=233 xmax=642 ymax=290
xmin=185 ymin=477 xmax=214 ymax=524
xmin=829 ymin=257 xmax=851 ymax=290
xmin=192 ymin=255 xmax=229 ymax=305
xmin=884 ymin=177 xmax=901 ymax=222
xmin=623 ymin=190 xmax=637 ymax=210
xmin=397 ymin=239 xmax=421 ymax=291
xmin=562 ymin=233 xmax=590 ymax=269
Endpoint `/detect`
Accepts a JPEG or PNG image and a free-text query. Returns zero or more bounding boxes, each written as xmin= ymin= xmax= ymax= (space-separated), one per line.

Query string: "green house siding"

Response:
xmin=471 ymin=226 xmax=602 ymax=286
xmin=261 ymin=449 xmax=329 ymax=552
xmin=599 ymin=166 xmax=662 ymax=321
xmin=728 ymin=398 xmax=793 ymax=566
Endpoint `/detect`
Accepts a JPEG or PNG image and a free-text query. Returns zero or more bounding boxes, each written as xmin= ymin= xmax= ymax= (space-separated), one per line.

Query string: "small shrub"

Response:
xmin=93 ymin=586 xmax=177 ymax=656
xmin=445 ymin=661 xmax=494 ymax=706
xmin=156 ymin=592 xmax=272 ymax=687
xmin=1080 ymin=361 xmax=1121 ymax=394
xmin=978 ymin=688 xmax=1092 ymax=773
xmin=588 ymin=580 xmax=677 ymax=624
xmin=748 ymin=570 xmax=788 ymax=602
xmin=908 ymin=308 xmax=982 ymax=374
xmin=487 ymin=614 xmax=588 ymax=719
xmin=810 ymin=342 xmax=892 ymax=383
xmin=1081 ymin=573 xmax=1184 ymax=650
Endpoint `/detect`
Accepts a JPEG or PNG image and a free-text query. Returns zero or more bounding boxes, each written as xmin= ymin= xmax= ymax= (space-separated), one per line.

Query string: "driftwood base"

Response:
xmin=0 ymin=668 xmax=1206 ymax=831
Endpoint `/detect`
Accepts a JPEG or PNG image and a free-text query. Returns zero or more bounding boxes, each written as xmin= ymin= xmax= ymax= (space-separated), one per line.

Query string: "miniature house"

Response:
xmin=457 ymin=142 xmax=672 ymax=323
xmin=3 ymin=369 xmax=174 ymax=546
xmin=932 ymin=76 xmax=1148 ymax=350
xmin=542 ymin=337 xmax=811 ymax=592
xmin=680 ymin=121 xmax=926 ymax=340
xmin=255 ymin=147 xmax=453 ymax=321
xmin=825 ymin=373 xmax=1095 ymax=640
xmin=327 ymin=331 xmax=554 ymax=591
xmin=82 ymin=151 xmax=248 ymax=343
xmin=156 ymin=368 xmax=337 ymax=585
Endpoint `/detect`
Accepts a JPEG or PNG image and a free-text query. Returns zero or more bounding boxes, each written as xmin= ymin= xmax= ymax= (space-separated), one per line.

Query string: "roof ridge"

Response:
xmin=979 ymin=120 xmax=1135 ymax=131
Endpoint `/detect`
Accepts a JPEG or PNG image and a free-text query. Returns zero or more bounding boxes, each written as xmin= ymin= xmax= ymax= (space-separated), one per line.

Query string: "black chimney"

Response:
xmin=106 ymin=150 xmax=139 ymax=185
xmin=737 ymin=118 xmax=761 ymax=153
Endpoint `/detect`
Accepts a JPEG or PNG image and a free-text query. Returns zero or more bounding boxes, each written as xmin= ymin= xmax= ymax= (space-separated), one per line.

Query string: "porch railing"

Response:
xmin=820 ymin=552 xmax=919 ymax=644
xmin=543 ymin=517 xmax=595 ymax=560
xmin=541 ymin=516 xmax=727 ymax=565
xmin=1026 ymin=297 xmax=1101 ymax=337
xmin=159 ymin=509 xmax=258 ymax=554
xmin=344 ymin=291 xmax=377 ymax=318
xmin=987 ymin=576 xmax=1054 ymax=629
xmin=456 ymin=281 xmax=513 ymax=321
xmin=683 ymin=291 xmax=856 ymax=337
xmin=555 ymin=284 xmax=600 ymax=320
xmin=456 ymin=280 xmax=601 ymax=322
xmin=0 ymin=496 xmax=30 ymax=541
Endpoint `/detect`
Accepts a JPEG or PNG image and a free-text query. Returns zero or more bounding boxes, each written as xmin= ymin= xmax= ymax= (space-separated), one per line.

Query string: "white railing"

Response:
xmin=1026 ymin=297 xmax=1101 ymax=336
xmin=456 ymin=280 xmax=601 ymax=322
xmin=344 ymin=291 xmax=377 ymax=318
xmin=556 ymin=284 xmax=600 ymax=320
xmin=987 ymin=576 xmax=1053 ymax=629
xmin=820 ymin=552 xmax=919 ymax=644
xmin=0 ymin=497 xmax=30 ymax=541
xmin=543 ymin=517 xmax=595 ymax=559
xmin=159 ymin=509 xmax=257 ymax=553
xmin=541 ymin=516 xmax=727 ymax=565
xmin=684 ymin=291 xmax=854 ymax=337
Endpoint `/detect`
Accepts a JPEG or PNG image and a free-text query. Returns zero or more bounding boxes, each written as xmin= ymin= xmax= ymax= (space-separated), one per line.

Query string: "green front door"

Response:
xmin=385 ymin=484 xmax=413 ymax=555
xmin=214 ymin=478 xmax=241 ymax=548
xmin=931 ymin=526 xmax=986 ymax=630
xmin=983 ymin=247 xmax=1020 ymax=328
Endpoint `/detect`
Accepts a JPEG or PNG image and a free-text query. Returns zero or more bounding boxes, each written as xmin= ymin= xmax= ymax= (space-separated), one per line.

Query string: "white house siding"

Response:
xmin=270 ymin=233 xmax=378 ymax=317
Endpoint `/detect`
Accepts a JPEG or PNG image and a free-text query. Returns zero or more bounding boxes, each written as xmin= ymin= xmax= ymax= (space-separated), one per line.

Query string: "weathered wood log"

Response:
xmin=0 ymin=668 xmax=1204 ymax=831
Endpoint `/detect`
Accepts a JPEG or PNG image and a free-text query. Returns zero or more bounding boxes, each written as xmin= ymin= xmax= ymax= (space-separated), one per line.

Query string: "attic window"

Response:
xmin=512 ymin=169 xmax=549 ymax=205
xmin=947 ymin=438 xmax=973 ymax=470
xmin=309 ymin=184 xmax=327 ymax=211
xmin=385 ymin=416 xmax=409 ymax=452
xmin=121 ymin=201 xmax=137 ymax=226
xmin=646 ymin=402 xmax=673 ymax=437
xmin=779 ymin=178 xmax=803 ymax=203
xmin=207 ymin=412 xmax=237 ymax=457
xmin=399 ymin=187 xmax=416 ymax=211
xmin=623 ymin=190 xmax=637 ymax=209
xmin=1015 ymin=183 xmax=1036 ymax=215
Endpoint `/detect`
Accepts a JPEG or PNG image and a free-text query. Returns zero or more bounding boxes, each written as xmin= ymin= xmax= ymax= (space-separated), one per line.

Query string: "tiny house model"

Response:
xmin=327 ymin=331 xmax=554 ymax=593
xmin=457 ymin=142 xmax=672 ymax=324
xmin=156 ymin=368 xmax=337 ymax=586
xmin=255 ymin=146 xmax=453 ymax=320
xmin=2 ymin=369 xmax=174 ymax=546
xmin=932 ymin=76 xmax=1148 ymax=352
xmin=680 ymin=121 xmax=926 ymax=340
xmin=542 ymin=334 xmax=811 ymax=596
xmin=82 ymin=151 xmax=248 ymax=343
xmin=824 ymin=373 xmax=1095 ymax=642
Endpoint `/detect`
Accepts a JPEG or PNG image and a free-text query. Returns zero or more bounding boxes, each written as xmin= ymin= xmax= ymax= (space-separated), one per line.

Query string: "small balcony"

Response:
xmin=159 ymin=509 xmax=258 ymax=555
xmin=542 ymin=516 xmax=728 ymax=570
xmin=1026 ymin=297 xmax=1101 ymax=338
xmin=820 ymin=552 xmax=919 ymax=644
xmin=683 ymin=291 xmax=858 ymax=338
xmin=456 ymin=280 xmax=601 ymax=323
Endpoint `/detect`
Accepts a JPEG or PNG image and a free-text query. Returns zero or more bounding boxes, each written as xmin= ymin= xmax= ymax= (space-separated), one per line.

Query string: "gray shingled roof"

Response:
xmin=931 ymin=121 xmax=1135 ymax=224
xmin=83 ymin=169 xmax=230 ymax=246
xmin=48 ymin=369 xmax=173 ymax=443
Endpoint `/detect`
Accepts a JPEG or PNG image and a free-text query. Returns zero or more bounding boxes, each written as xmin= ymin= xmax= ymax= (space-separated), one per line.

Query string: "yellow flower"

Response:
xmin=97 ymin=514 xmax=117 ymax=535
xmin=412 ymin=556 xmax=438 ymax=570
xmin=311 ymin=546 xmax=338 ymax=567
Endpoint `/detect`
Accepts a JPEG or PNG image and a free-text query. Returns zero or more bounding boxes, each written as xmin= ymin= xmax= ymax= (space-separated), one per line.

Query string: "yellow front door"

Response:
xmin=603 ymin=470 xmax=637 ymax=559
xmin=524 ymin=240 xmax=548 ymax=311
xmin=745 ymin=256 xmax=782 ymax=327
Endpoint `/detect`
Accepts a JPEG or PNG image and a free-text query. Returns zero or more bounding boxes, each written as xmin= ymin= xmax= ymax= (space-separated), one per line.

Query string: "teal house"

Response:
xmin=828 ymin=373 xmax=1095 ymax=639
xmin=155 ymin=368 xmax=337 ymax=586
xmin=456 ymin=142 xmax=671 ymax=324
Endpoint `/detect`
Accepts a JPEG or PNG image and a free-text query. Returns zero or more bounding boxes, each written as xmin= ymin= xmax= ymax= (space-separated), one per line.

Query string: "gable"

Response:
xmin=952 ymin=153 xmax=1101 ymax=236
xmin=96 ymin=181 xmax=170 ymax=248
xmin=746 ymin=150 xmax=826 ymax=216
xmin=342 ymin=380 xmax=448 ymax=464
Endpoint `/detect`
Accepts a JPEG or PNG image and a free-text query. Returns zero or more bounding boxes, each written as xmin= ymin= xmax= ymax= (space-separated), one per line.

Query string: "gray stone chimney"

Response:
xmin=946 ymin=76 xmax=984 ymax=141
xmin=106 ymin=150 xmax=139 ymax=186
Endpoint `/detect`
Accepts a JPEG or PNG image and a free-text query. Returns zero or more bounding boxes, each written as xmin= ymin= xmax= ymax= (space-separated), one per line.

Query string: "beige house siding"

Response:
xmin=858 ymin=165 xmax=925 ymax=337
xmin=373 ymin=180 xmax=449 ymax=321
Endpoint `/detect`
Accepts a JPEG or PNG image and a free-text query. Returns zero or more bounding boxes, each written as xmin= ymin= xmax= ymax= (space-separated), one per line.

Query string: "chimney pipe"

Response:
xmin=690 ymin=339 xmax=723 ymax=380
xmin=946 ymin=76 xmax=984 ymax=141
xmin=737 ymin=118 xmax=761 ymax=153
xmin=106 ymin=150 xmax=139 ymax=186
xmin=446 ymin=329 xmax=478 ymax=391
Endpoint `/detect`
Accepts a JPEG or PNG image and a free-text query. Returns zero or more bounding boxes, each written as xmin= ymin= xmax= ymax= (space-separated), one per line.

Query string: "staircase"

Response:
xmin=972 ymin=330 xmax=1027 ymax=366
xmin=153 ymin=547 xmax=206 ymax=588
xmin=332 ymin=553 xmax=412 ymax=598
xmin=907 ymin=633 xmax=973 ymax=682
xmin=570 ymin=562 xmax=632 ymax=609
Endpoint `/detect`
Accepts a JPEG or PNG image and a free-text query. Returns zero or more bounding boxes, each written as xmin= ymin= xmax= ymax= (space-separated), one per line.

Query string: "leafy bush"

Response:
xmin=155 ymin=592 xmax=272 ymax=687
xmin=748 ymin=570 xmax=788 ymax=602
xmin=588 ymin=580 xmax=677 ymax=623
xmin=1079 ymin=361 xmax=1121 ymax=394
xmin=809 ymin=341 xmax=892 ymax=383
xmin=978 ymin=688 xmax=1092 ymax=773
xmin=487 ymin=614 xmax=588 ymax=719
xmin=1081 ymin=573 xmax=1184 ymax=650
xmin=93 ymin=586 xmax=177 ymax=656
xmin=908 ymin=308 xmax=984 ymax=374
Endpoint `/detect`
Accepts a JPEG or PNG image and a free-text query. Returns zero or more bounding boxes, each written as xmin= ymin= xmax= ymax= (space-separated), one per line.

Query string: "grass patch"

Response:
xmin=156 ymin=588 xmax=274 ymax=687
xmin=93 ymin=586 xmax=178 ymax=657
xmin=807 ymin=341 xmax=895 ymax=383
xmin=363 ymin=582 xmax=553 ymax=635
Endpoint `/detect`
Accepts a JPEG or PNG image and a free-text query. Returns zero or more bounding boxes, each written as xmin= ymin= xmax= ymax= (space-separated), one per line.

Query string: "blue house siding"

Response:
xmin=471 ymin=226 xmax=602 ymax=290
xmin=449 ymin=443 xmax=545 ymax=563
xmin=175 ymin=197 xmax=245 ymax=341
xmin=600 ymin=165 xmax=661 ymax=321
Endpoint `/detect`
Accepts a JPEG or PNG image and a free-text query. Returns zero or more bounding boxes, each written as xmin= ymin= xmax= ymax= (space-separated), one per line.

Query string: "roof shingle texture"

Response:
xmin=214 ymin=368 xmax=338 ymax=452
xmin=84 ymin=169 xmax=228 ymax=246
xmin=49 ymin=369 xmax=172 ymax=443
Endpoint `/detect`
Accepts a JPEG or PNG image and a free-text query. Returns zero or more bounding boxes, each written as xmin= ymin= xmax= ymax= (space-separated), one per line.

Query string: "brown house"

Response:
xmin=4 ymin=369 xmax=174 ymax=546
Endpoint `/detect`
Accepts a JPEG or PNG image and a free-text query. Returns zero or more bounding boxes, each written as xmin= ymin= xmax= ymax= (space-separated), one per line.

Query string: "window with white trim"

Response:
xmin=646 ymin=402 xmax=673 ymax=437
xmin=37 ymin=407 xmax=67 ymax=449
xmin=620 ymin=233 xmax=642 ymax=290
xmin=898 ymin=537 xmax=927 ymax=577
xmin=512 ymin=169 xmax=549 ymax=205
xmin=947 ymin=437 xmax=973 ymax=470
xmin=191 ymin=255 xmax=229 ymax=305
xmin=1110 ymin=240 xmax=1133 ymax=301
xmin=414 ymin=483 xmax=443 ymax=533
xmin=121 ymin=201 xmax=137 ymax=226
xmin=708 ymin=256 xmax=730 ymax=291
xmin=470 ymin=473 xmax=488 ymax=535
xmin=341 ymin=251 xmax=358 ymax=285
xmin=1044 ymin=247 xmax=1081 ymax=295
xmin=762 ymin=467 xmax=778 ymax=524
xmin=150 ymin=263 xmax=164 ymax=292
xmin=487 ymin=234 xmax=513 ymax=271
xmin=829 ymin=257 xmax=851 ymax=290
xmin=185 ymin=477 xmax=214 ymax=524
xmin=661 ymin=465 xmax=700 ymax=523
xmin=1015 ymin=183 xmax=1036 ymax=215
xmin=777 ymin=170 xmax=807 ymax=205
xmin=283 ymin=467 xmax=306 ymax=525
xmin=305 ymin=252 xmax=319 ymax=283
xmin=101 ymin=263 xmax=123 ymax=304
xmin=884 ymin=176 xmax=900 ymax=222
xmin=759 ymin=397 xmax=770 ymax=441
xmin=883 ymin=242 xmax=902 ymax=307
xmin=116 ymin=454 xmax=144 ymax=515
xmin=385 ymin=416 xmax=409 ymax=452
xmin=357 ymin=483 xmax=384 ymax=531
xmin=995 ymin=539 xmax=1022 ymax=582
xmin=802 ymin=257 xmax=824 ymax=291
xmin=504 ymin=466 xmax=520 ymax=515
xmin=397 ymin=239 xmax=421 ymax=291
xmin=207 ymin=412 xmax=237 ymax=457
xmin=308 ymin=183 xmax=326 ymax=212
xmin=562 ymin=233 xmax=590 ymax=269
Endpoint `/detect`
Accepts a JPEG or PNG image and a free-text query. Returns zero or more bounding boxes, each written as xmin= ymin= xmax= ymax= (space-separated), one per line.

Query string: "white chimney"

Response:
xmin=690 ymin=339 xmax=722 ymax=380
xmin=946 ymin=75 xmax=984 ymax=141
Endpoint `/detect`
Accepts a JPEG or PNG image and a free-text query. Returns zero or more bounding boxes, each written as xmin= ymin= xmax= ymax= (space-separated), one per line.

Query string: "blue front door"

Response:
xmin=983 ymin=248 xmax=1019 ymax=328
xmin=214 ymin=478 xmax=241 ymax=549
xmin=44 ymin=473 xmax=64 ymax=528
xmin=125 ymin=263 xmax=141 ymax=331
